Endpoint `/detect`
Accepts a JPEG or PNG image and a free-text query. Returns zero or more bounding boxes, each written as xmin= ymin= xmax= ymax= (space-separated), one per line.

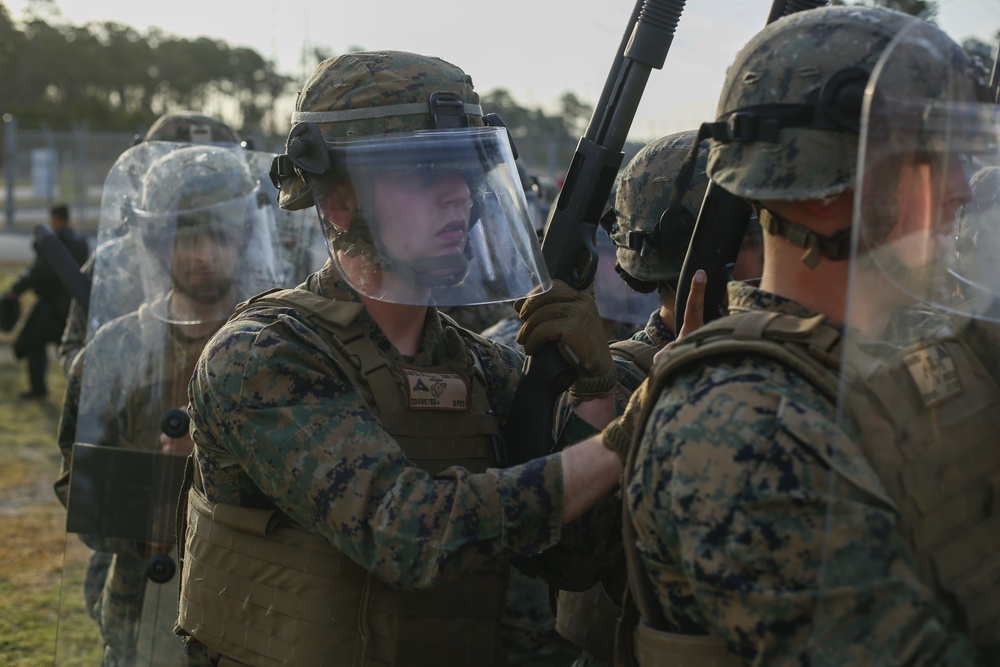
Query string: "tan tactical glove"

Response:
xmin=601 ymin=377 xmax=652 ymax=463
xmin=515 ymin=279 xmax=616 ymax=399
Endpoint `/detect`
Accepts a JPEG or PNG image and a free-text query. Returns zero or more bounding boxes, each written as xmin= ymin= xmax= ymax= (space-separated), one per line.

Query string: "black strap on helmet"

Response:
xmin=705 ymin=66 xmax=871 ymax=144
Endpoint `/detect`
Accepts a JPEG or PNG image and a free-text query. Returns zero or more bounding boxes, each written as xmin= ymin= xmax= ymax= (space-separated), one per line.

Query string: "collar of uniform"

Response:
xmin=726 ymin=280 xmax=829 ymax=322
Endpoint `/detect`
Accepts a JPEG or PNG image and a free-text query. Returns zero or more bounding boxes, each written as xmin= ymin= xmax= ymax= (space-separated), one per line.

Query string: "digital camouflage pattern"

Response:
xmin=624 ymin=281 xmax=982 ymax=664
xmin=279 ymin=51 xmax=483 ymax=211
xmin=56 ymin=295 xmax=212 ymax=666
xmin=481 ymin=315 xmax=524 ymax=352
xmin=610 ymin=130 xmax=709 ymax=286
xmin=630 ymin=310 xmax=675 ymax=349
xmin=708 ymin=6 xmax=918 ymax=201
xmin=189 ymin=261 xmax=574 ymax=587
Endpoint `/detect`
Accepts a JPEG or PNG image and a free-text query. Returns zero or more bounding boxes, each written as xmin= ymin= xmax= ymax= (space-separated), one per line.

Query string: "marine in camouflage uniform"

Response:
xmin=55 ymin=143 xmax=284 ymax=667
xmin=174 ymin=51 xmax=633 ymax=667
xmin=57 ymin=112 xmax=244 ymax=377
xmin=615 ymin=6 xmax=997 ymax=664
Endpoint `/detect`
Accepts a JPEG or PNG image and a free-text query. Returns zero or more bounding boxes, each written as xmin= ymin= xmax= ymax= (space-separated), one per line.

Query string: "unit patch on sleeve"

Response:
xmin=401 ymin=367 xmax=469 ymax=411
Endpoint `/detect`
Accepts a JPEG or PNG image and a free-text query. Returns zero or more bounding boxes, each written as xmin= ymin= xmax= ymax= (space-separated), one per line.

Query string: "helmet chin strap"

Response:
xmin=758 ymin=208 xmax=852 ymax=269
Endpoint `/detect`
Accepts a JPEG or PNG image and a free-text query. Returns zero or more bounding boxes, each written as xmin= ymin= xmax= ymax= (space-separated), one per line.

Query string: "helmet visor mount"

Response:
xmin=303 ymin=125 xmax=550 ymax=306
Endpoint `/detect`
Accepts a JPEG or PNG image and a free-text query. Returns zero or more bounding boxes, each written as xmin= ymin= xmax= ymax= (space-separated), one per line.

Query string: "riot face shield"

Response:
xmin=592 ymin=231 xmax=661 ymax=335
xmin=258 ymin=176 xmax=328 ymax=286
xmin=813 ymin=18 xmax=1000 ymax=655
xmin=56 ymin=142 xmax=291 ymax=666
xmin=288 ymin=123 xmax=550 ymax=306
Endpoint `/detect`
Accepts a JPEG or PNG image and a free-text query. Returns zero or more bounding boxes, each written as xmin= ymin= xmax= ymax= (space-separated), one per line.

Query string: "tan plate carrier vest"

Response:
xmin=176 ymin=289 xmax=510 ymax=667
xmin=619 ymin=310 xmax=1000 ymax=665
xmin=554 ymin=338 xmax=659 ymax=663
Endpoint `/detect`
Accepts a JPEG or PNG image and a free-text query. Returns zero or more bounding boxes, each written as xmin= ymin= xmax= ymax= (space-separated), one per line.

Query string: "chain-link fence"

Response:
xmin=0 ymin=116 xmax=286 ymax=234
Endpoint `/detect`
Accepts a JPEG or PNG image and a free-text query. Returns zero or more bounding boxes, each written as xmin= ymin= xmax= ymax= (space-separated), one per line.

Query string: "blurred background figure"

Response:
xmin=55 ymin=142 xmax=286 ymax=667
xmin=58 ymin=111 xmax=246 ymax=377
xmin=7 ymin=203 xmax=88 ymax=399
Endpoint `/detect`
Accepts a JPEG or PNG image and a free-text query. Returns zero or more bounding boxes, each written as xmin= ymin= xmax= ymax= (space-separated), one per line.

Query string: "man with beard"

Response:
xmin=55 ymin=143 xmax=283 ymax=666
xmin=615 ymin=5 xmax=997 ymax=664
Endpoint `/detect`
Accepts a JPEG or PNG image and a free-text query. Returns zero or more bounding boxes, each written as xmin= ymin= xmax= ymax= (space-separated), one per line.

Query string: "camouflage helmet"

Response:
xmin=706 ymin=6 xmax=923 ymax=201
xmin=139 ymin=111 xmax=242 ymax=145
xmin=277 ymin=50 xmax=484 ymax=211
xmin=609 ymin=130 xmax=709 ymax=287
xmin=138 ymin=146 xmax=255 ymax=214
xmin=134 ymin=145 xmax=258 ymax=250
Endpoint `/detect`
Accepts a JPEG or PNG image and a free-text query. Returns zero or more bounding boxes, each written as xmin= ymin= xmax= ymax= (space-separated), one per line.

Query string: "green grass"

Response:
xmin=0 ymin=261 xmax=102 ymax=666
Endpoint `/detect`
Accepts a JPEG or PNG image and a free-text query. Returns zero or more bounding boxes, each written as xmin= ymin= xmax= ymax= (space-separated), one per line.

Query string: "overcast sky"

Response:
xmin=6 ymin=0 xmax=998 ymax=142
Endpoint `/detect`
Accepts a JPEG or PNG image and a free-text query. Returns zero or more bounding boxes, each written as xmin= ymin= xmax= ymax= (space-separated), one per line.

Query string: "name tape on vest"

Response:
xmin=401 ymin=367 xmax=469 ymax=411
xmin=903 ymin=343 xmax=963 ymax=408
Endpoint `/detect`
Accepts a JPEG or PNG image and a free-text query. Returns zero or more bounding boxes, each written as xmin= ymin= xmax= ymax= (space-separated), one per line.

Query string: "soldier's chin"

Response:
xmin=173 ymin=278 xmax=235 ymax=304
xmin=408 ymin=255 xmax=469 ymax=288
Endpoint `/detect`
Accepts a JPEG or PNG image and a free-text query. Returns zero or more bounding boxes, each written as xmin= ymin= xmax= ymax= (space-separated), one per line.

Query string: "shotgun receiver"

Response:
xmin=673 ymin=0 xmax=830 ymax=333
xmin=501 ymin=0 xmax=687 ymax=466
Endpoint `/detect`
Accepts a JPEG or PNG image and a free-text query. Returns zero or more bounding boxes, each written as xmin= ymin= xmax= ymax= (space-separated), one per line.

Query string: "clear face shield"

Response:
xmin=131 ymin=147 xmax=283 ymax=325
xmin=56 ymin=142 xmax=294 ymax=665
xmin=593 ymin=230 xmax=661 ymax=330
xmin=302 ymin=125 xmax=550 ymax=306
xmin=810 ymin=20 xmax=1000 ymax=654
xmin=851 ymin=38 xmax=999 ymax=333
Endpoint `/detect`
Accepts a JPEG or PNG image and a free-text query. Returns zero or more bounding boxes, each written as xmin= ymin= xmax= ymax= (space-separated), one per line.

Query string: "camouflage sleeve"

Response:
xmin=632 ymin=309 xmax=675 ymax=348
xmin=189 ymin=310 xmax=565 ymax=591
xmin=626 ymin=356 xmax=980 ymax=664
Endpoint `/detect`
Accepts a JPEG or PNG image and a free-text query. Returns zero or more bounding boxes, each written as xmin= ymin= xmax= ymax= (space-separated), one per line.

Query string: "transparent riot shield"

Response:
xmin=55 ymin=142 xmax=297 ymax=666
xmin=813 ymin=17 xmax=1000 ymax=658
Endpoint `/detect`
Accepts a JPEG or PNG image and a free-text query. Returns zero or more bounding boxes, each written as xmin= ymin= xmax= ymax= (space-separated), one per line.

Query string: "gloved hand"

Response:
xmin=601 ymin=377 xmax=652 ymax=464
xmin=515 ymin=279 xmax=616 ymax=399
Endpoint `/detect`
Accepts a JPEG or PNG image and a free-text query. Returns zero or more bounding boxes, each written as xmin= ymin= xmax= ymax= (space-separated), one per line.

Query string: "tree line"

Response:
xmin=0 ymin=1 xmax=600 ymax=174
xmin=0 ymin=0 xmax=994 ymax=176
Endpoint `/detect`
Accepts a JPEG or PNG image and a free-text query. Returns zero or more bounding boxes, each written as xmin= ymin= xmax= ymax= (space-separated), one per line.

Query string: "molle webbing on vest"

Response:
xmin=179 ymin=288 xmax=508 ymax=666
xmin=620 ymin=311 xmax=842 ymax=665
xmin=179 ymin=487 xmax=364 ymax=667
xmin=847 ymin=335 xmax=1000 ymax=647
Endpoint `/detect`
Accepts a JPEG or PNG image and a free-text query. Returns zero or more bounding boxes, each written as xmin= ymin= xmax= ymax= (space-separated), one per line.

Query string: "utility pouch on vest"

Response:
xmin=634 ymin=622 xmax=741 ymax=667
xmin=555 ymin=583 xmax=621 ymax=662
